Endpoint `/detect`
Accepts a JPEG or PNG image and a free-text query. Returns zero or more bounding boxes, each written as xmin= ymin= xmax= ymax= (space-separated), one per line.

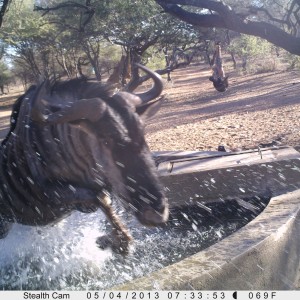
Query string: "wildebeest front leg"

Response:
xmin=44 ymin=184 xmax=132 ymax=253
xmin=96 ymin=193 xmax=133 ymax=255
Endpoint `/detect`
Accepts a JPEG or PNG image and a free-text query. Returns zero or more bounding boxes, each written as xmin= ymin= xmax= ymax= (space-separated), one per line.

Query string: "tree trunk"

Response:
xmin=77 ymin=58 xmax=84 ymax=77
xmin=230 ymin=52 xmax=237 ymax=69
xmin=83 ymin=39 xmax=102 ymax=81
xmin=120 ymin=51 xmax=131 ymax=86
xmin=126 ymin=50 xmax=142 ymax=92
xmin=242 ymin=57 xmax=247 ymax=70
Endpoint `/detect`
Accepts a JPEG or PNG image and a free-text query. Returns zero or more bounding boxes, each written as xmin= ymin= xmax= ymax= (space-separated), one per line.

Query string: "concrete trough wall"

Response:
xmin=156 ymin=146 xmax=300 ymax=207
xmin=115 ymin=147 xmax=300 ymax=290
xmin=117 ymin=189 xmax=300 ymax=290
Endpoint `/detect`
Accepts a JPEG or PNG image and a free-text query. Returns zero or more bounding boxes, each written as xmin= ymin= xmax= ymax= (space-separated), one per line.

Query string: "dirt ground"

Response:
xmin=145 ymin=64 xmax=300 ymax=152
xmin=1 ymin=64 xmax=300 ymax=152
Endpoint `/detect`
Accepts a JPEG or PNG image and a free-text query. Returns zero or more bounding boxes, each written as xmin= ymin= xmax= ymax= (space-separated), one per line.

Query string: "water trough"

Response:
xmin=116 ymin=145 xmax=300 ymax=290
xmin=1 ymin=146 xmax=300 ymax=290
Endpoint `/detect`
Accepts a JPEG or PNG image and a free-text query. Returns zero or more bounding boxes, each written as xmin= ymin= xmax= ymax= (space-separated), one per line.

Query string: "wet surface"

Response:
xmin=0 ymin=195 xmax=270 ymax=290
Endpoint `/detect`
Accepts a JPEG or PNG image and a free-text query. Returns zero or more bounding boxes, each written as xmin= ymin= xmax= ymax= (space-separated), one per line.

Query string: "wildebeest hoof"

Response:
xmin=96 ymin=230 xmax=132 ymax=255
xmin=96 ymin=235 xmax=112 ymax=249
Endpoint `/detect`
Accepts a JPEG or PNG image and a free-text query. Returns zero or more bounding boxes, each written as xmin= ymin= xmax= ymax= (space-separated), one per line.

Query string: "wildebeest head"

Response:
xmin=30 ymin=64 xmax=168 ymax=227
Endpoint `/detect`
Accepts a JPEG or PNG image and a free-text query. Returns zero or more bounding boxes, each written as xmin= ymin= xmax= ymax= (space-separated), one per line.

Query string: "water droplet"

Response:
xmin=27 ymin=177 xmax=34 ymax=185
xmin=68 ymin=185 xmax=76 ymax=193
xmin=116 ymin=161 xmax=125 ymax=168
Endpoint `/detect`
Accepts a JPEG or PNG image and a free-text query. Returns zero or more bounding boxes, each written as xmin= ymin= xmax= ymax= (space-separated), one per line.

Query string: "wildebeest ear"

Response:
xmin=135 ymin=96 xmax=165 ymax=121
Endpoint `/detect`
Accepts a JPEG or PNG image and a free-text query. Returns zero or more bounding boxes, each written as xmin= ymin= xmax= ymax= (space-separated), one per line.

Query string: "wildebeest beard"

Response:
xmin=0 ymin=64 xmax=169 ymax=254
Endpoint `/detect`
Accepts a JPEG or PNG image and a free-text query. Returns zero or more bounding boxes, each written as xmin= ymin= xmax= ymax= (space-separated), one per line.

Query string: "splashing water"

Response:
xmin=0 ymin=196 xmax=269 ymax=290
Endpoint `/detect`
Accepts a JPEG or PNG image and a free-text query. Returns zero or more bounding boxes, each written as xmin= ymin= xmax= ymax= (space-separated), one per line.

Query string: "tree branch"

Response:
xmin=247 ymin=6 xmax=288 ymax=26
xmin=156 ymin=0 xmax=300 ymax=56
xmin=34 ymin=1 xmax=95 ymax=32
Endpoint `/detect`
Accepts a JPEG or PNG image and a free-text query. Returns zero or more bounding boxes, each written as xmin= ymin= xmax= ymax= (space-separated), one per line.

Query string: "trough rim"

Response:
xmin=115 ymin=188 xmax=300 ymax=290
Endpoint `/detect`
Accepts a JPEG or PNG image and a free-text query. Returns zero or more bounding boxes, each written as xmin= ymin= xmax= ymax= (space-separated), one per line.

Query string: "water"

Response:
xmin=0 ymin=196 xmax=269 ymax=290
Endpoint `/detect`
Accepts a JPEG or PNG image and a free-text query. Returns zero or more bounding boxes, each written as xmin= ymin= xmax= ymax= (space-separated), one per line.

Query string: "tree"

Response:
xmin=227 ymin=34 xmax=276 ymax=71
xmin=0 ymin=0 xmax=60 ymax=81
xmin=155 ymin=0 xmax=300 ymax=56
xmin=0 ymin=60 xmax=11 ymax=93
xmin=0 ymin=0 xmax=11 ymax=27
xmin=1 ymin=0 xmax=98 ymax=82
xmin=33 ymin=0 xmax=208 ymax=87
xmin=98 ymin=0 xmax=170 ymax=89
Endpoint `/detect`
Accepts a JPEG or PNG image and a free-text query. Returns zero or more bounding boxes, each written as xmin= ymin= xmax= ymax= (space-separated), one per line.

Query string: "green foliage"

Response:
xmin=0 ymin=60 xmax=12 ymax=86
xmin=228 ymin=34 xmax=278 ymax=73
xmin=284 ymin=52 xmax=300 ymax=70
xmin=104 ymin=0 xmax=161 ymax=39
xmin=2 ymin=0 xmax=53 ymax=43
xmin=0 ymin=0 xmax=58 ymax=80
xmin=144 ymin=46 xmax=166 ymax=71
xmin=1 ymin=0 xmax=299 ymax=85
xmin=228 ymin=34 xmax=271 ymax=59
xmin=0 ymin=0 xmax=219 ymax=83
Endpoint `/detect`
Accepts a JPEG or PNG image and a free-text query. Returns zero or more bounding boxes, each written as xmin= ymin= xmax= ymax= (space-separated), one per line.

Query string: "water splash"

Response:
xmin=0 ymin=195 xmax=269 ymax=290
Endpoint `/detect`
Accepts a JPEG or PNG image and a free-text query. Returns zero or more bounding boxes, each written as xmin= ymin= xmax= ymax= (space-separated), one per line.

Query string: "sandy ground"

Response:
xmin=145 ymin=64 xmax=300 ymax=152
xmin=1 ymin=64 xmax=300 ymax=152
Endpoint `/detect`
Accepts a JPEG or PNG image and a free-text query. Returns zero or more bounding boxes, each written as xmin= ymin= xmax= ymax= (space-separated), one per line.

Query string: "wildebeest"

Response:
xmin=0 ymin=64 xmax=169 ymax=254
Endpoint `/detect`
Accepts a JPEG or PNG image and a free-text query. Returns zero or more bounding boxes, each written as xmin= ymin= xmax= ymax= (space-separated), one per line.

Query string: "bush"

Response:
xmin=228 ymin=34 xmax=279 ymax=74
xmin=284 ymin=52 xmax=300 ymax=70
xmin=0 ymin=61 xmax=12 ymax=93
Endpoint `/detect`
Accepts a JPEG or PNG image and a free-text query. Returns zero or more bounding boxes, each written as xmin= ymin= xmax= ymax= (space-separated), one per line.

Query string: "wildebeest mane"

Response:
xmin=0 ymin=78 xmax=116 ymax=147
xmin=1 ymin=85 xmax=37 ymax=147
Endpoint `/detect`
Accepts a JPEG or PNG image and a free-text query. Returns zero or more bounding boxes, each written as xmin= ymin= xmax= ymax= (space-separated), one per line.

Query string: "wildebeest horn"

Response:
xmin=134 ymin=64 xmax=163 ymax=104
xmin=30 ymin=80 xmax=50 ymax=123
